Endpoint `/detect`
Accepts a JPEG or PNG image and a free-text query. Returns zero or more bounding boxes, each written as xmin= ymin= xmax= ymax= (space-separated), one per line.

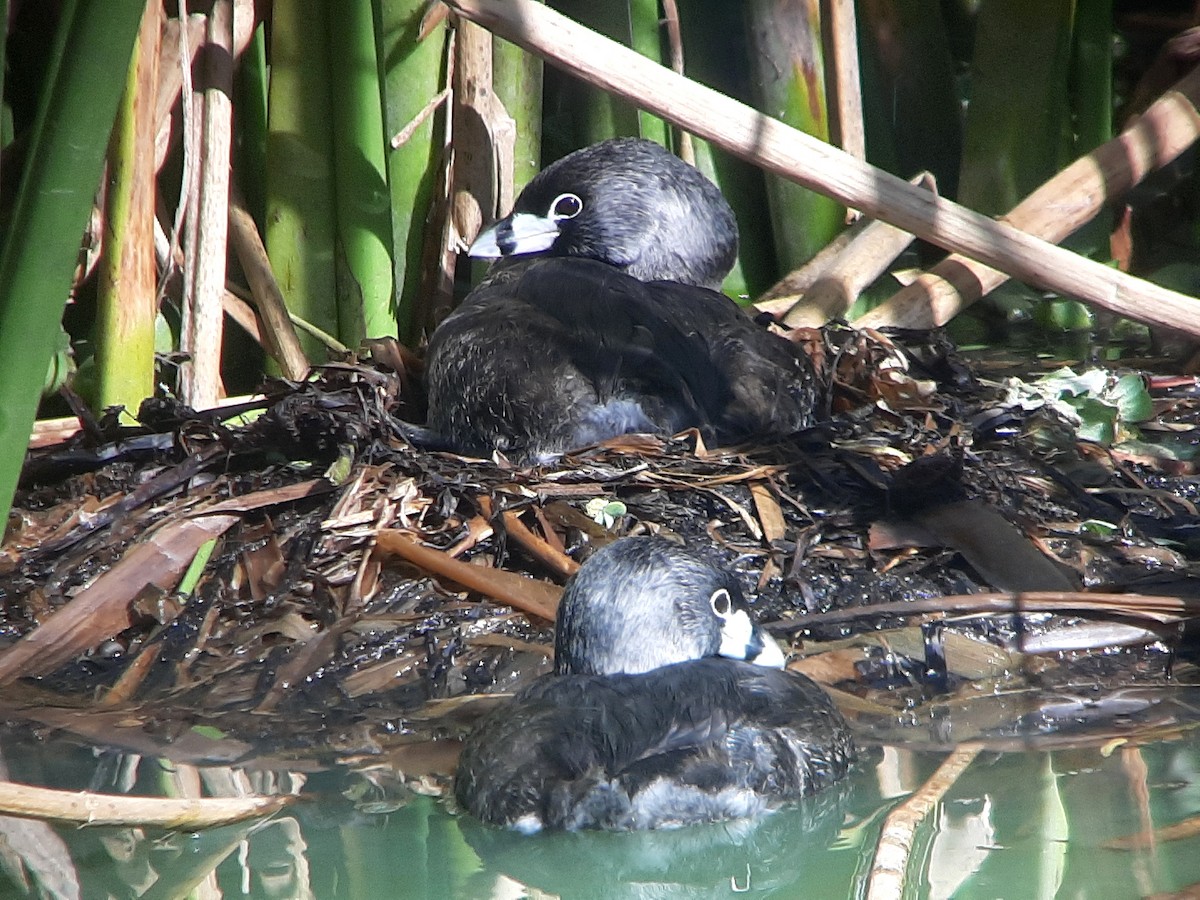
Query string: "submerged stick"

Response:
xmin=442 ymin=0 xmax=1200 ymax=338
xmin=0 ymin=779 xmax=290 ymax=828
xmin=867 ymin=745 xmax=981 ymax=900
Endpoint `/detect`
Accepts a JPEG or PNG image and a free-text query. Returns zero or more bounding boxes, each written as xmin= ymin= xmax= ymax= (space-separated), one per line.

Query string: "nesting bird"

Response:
xmin=425 ymin=138 xmax=818 ymax=462
xmin=454 ymin=536 xmax=855 ymax=832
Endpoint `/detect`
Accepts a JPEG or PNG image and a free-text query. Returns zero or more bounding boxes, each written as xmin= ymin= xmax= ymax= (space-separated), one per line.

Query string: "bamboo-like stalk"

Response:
xmin=375 ymin=0 xmax=448 ymax=342
xmin=266 ymin=0 xmax=339 ymax=361
xmin=1073 ymin=1 xmax=1113 ymax=157
xmin=233 ymin=20 xmax=269 ymax=229
xmin=95 ymin=0 xmax=160 ymax=415
xmin=660 ymin=0 xmax=693 ymax=164
xmin=550 ymin=1 xmax=640 ymax=146
xmin=493 ymin=27 xmax=543 ymax=195
xmin=856 ymin=2 xmax=961 ymax=198
xmin=746 ymin=0 xmax=844 ymax=270
xmin=451 ymin=20 xmax=502 ymax=248
xmin=958 ymin=0 xmax=1074 ymax=216
xmin=759 ymin=173 xmax=933 ymax=325
xmin=1065 ymin=0 xmax=1114 ymax=261
xmin=0 ymin=0 xmax=7 ymax=164
xmin=228 ymin=194 xmax=310 ymax=380
xmin=676 ymin=2 xmax=776 ymax=298
xmin=329 ymin=1 xmax=396 ymax=345
xmin=826 ymin=0 xmax=864 ymax=163
xmin=154 ymin=13 xmax=205 ymax=174
xmin=441 ymin=0 xmax=1200 ymax=338
xmin=629 ymin=0 xmax=670 ymax=147
xmin=180 ymin=0 xmax=235 ymax=408
xmin=0 ymin=0 xmax=146 ymax=529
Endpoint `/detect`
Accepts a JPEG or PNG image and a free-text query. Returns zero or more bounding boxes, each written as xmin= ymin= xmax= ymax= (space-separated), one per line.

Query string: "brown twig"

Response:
xmin=228 ymin=191 xmax=310 ymax=380
xmin=392 ymin=87 xmax=452 ymax=149
xmin=501 ymin=510 xmax=581 ymax=579
xmin=374 ymin=529 xmax=561 ymax=620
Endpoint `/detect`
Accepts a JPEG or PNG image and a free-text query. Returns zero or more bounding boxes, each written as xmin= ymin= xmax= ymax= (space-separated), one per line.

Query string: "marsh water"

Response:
xmin=6 ymin=715 xmax=1200 ymax=900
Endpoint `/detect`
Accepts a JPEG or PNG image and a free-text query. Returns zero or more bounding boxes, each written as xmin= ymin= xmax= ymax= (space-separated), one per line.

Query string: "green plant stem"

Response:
xmin=958 ymin=0 xmax=1074 ymax=215
xmin=95 ymin=1 xmax=159 ymax=416
xmin=0 ymin=0 xmax=145 ymax=530
xmin=265 ymin=0 xmax=339 ymax=362
xmin=745 ymin=0 xmax=843 ymax=270
xmin=550 ymin=0 xmax=641 ymax=146
xmin=375 ymin=0 xmax=447 ymax=343
xmin=676 ymin=1 xmax=776 ymax=298
xmin=178 ymin=538 xmax=218 ymax=597
xmin=856 ymin=1 xmax=961 ymax=197
xmin=629 ymin=0 xmax=669 ymax=146
xmin=493 ymin=30 xmax=543 ymax=195
xmin=1068 ymin=0 xmax=1113 ymax=260
xmin=329 ymin=1 xmax=396 ymax=344
xmin=234 ymin=22 xmax=269 ymax=231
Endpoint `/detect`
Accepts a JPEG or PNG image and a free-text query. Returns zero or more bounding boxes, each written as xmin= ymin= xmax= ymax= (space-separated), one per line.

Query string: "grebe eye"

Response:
xmin=550 ymin=193 xmax=583 ymax=220
xmin=709 ymin=588 xmax=732 ymax=617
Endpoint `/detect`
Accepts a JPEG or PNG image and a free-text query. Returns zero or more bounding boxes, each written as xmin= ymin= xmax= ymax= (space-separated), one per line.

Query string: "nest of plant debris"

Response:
xmin=2 ymin=328 xmax=1200 ymax=778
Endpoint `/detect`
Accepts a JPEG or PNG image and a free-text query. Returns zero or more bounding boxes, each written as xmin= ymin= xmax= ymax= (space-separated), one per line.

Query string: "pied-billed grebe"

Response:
xmin=454 ymin=536 xmax=854 ymax=832
xmin=425 ymin=138 xmax=818 ymax=463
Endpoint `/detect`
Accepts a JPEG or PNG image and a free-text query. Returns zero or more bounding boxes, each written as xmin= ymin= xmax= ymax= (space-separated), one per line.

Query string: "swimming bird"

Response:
xmin=424 ymin=138 xmax=818 ymax=463
xmin=453 ymin=536 xmax=855 ymax=832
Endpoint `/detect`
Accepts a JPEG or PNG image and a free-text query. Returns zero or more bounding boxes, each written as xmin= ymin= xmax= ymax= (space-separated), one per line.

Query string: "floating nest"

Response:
xmin=2 ymin=330 xmax=1200 ymax=792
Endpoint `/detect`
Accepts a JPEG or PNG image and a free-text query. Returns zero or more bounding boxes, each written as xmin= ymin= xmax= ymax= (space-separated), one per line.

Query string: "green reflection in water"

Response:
xmin=5 ymin=737 xmax=1200 ymax=898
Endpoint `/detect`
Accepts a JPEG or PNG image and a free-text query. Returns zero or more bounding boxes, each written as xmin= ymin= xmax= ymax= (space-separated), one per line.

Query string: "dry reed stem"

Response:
xmin=857 ymin=63 xmax=1200 ymax=330
xmin=0 ymin=779 xmax=290 ymax=828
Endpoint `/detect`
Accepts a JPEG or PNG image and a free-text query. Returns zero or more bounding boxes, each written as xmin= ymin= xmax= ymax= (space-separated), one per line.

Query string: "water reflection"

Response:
xmin=457 ymin=779 xmax=852 ymax=899
xmin=5 ymin=730 xmax=1200 ymax=898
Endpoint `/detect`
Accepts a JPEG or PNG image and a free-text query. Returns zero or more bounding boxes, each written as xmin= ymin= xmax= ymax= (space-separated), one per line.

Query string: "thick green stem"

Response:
xmin=95 ymin=0 xmax=159 ymax=415
xmin=629 ymin=0 xmax=669 ymax=146
xmin=549 ymin=1 xmax=641 ymax=147
xmin=677 ymin=1 xmax=776 ymax=298
xmin=374 ymin=0 xmax=447 ymax=343
xmin=265 ymin=0 xmax=339 ymax=361
xmin=0 ymin=0 xmax=145 ymax=530
xmin=958 ymin=0 xmax=1075 ymax=215
xmin=493 ymin=31 xmax=543 ymax=195
xmin=329 ymin=1 xmax=396 ymax=344
xmin=234 ymin=22 xmax=269 ymax=231
xmin=746 ymin=0 xmax=843 ymax=270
